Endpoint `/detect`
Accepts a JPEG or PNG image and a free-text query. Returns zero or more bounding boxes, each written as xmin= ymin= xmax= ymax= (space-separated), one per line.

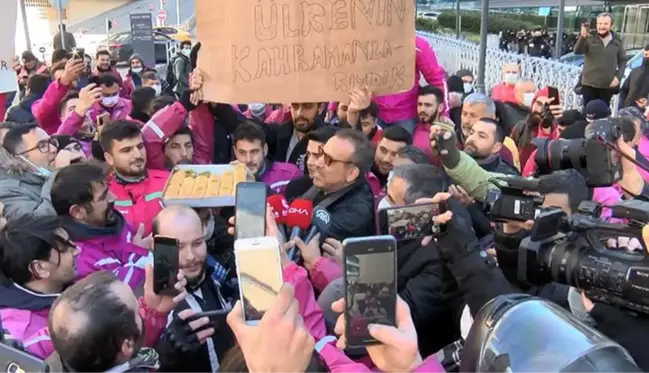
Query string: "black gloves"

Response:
xmin=436 ymin=130 xmax=462 ymax=169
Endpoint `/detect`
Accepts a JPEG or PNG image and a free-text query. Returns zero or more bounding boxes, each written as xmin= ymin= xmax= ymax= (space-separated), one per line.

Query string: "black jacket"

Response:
xmin=619 ymin=64 xmax=649 ymax=109
xmin=478 ymin=155 xmax=519 ymax=176
xmin=397 ymin=238 xmax=462 ymax=356
xmin=311 ymin=180 xmax=375 ymax=241
xmin=5 ymin=94 xmax=40 ymax=123
xmin=266 ymin=119 xmax=325 ymax=173
xmin=498 ymin=101 xmax=530 ymax=136
xmin=155 ymin=263 xmax=237 ymax=372
xmin=207 ymin=104 xmax=243 ymax=164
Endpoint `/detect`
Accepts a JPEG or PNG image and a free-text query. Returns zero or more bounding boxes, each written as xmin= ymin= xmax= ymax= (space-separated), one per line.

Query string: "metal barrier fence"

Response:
xmin=165 ymin=40 xmax=182 ymax=63
xmin=417 ymin=31 xmax=585 ymax=110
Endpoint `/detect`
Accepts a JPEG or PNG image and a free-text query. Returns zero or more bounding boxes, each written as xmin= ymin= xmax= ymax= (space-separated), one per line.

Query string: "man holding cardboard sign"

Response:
xmin=194 ymin=0 xmax=415 ymax=104
xmin=0 ymin=0 xmax=19 ymax=96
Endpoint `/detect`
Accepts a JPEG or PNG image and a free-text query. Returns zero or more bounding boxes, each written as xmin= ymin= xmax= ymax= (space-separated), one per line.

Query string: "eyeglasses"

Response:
xmin=317 ymin=147 xmax=353 ymax=167
xmin=18 ymin=138 xmax=58 ymax=155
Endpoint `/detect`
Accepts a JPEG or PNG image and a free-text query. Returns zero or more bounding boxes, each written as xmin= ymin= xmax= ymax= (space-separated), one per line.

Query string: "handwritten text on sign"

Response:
xmin=0 ymin=0 xmax=19 ymax=94
xmin=196 ymin=0 xmax=415 ymax=103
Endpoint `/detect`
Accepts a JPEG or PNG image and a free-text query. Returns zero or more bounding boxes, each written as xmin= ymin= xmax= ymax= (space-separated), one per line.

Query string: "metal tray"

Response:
xmin=162 ymin=164 xmax=237 ymax=207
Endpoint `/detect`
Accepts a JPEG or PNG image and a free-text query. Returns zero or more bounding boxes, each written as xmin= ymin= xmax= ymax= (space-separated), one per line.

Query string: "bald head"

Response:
xmin=153 ymin=205 xmax=202 ymax=235
xmin=514 ymin=80 xmax=537 ymax=106
xmin=49 ymin=271 xmax=141 ymax=372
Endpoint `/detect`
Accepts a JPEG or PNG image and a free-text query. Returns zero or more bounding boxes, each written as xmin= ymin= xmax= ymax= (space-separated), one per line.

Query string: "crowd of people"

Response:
xmin=0 ymin=9 xmax=647 ymax=373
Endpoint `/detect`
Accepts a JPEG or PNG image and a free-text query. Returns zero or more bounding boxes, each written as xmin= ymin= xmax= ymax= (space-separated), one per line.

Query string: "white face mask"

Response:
xmin=463 ymin=82 xmax=473 ymax=94
xmin=182 ymin=48 xmax=191 ymax=57
xmin=522 ymin=92 xmax=535 ymax=108
xmin=102 ymin=95 xmax=119 ymax=107
xmin=152 ymin=84 xmax=162 ymax=96
xmin=504 ymin=72 xmax=519 ymax=85
xmin=377 ymin=197 xmax=392 ymax=211
xmin=131 ymin=67 xmax=142 ymax=74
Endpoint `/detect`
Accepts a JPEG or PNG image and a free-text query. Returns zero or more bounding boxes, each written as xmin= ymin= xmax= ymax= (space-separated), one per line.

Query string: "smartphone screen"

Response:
xmin=547 ymin=86 xmax=560 ymax=105
xmin=153 ymin=236 xmax=179 ymax=295
xmin=343 ymin=236 xmax=397 ymax=347
xmin=235 ymin=238 xmax=283 ymax=323
xmin=379 ymin=203 xmax=444 ymax=241
xmin=235 ymin=182 xmax=267 ymax=239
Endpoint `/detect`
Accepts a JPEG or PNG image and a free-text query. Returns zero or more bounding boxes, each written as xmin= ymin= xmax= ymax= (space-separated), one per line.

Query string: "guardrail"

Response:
xmin=165 ymin=40 xmax=182 ymax=63
xmin=417 ymin=31 xmax=585 ymax=110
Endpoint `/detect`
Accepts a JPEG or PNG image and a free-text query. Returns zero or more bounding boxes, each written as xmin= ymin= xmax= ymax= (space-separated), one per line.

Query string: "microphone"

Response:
xmin=285 ymin=199 xmax=313 ymax=261
xmin=302 ymin=207 xmax=332 ymax=245
xmin=267 ymin=194 xmax=288 ymax=238
xmin=285 ymin=199 xmax=313 ymax=241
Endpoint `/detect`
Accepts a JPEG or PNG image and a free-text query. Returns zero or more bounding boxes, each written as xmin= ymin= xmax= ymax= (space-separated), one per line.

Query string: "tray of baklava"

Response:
xmin=162 ymin=163 xmax=248 ymax=207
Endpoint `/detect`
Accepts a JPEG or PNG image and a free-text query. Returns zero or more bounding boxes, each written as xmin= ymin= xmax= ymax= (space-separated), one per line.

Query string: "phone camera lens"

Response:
xmin=7 ymin=363 xmax=19 ymax=373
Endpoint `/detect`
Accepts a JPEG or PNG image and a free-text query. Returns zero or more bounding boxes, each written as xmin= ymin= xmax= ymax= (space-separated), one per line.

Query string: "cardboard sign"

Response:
xmin=0 ymin=0 xmax=19 ymax=94
xmin=196 ymin=0 xmax=415 ymax=103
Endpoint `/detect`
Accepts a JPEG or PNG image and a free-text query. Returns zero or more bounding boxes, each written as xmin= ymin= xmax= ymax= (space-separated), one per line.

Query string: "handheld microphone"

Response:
xmin=266 ymin=194 xmax=289 ymax=238
xmin=302 ymin=207 xmax=332 ymax=245
xmin=285 ymin=199 xmax=313 ymax=261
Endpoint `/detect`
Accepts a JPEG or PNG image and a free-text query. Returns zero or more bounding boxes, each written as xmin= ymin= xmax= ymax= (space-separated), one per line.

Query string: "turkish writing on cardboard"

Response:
xmin=196 ymin=0 xmax=415 ymax=103
xmin=0 ymin=0 xmax=18 ymax=94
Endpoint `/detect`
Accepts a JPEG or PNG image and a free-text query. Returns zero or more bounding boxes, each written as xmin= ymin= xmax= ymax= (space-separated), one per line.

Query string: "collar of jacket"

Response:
xmin=255 ymin=158 xmax=272 ymax=179
xmin=113 ymin=170 xmax=147 ymax=185
xmin=61 ymin=210 xmax=126 ymax=241
xmin=475 ymin=154 xmax=500 ymax=169
xmin=0 ymin=146 xmax=46 ymax=178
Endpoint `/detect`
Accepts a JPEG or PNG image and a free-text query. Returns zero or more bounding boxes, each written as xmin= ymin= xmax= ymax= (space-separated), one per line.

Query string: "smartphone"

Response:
xmin=547 ymin=86 xmax=560 ymax=105
xmin=96 ymin=112 xmax=110 ymax=127
xmin=0 ymin=342 xmax=50 ymax=373
xmin=153 ymin=235 xmax=179 ymax=295
xmin=378 ymin=202 xmax=447 ymax=241
xmin=234 ymin=236 xmax=283 ymax=325
xmin=343 ymin=236 xmax=397 ymax=348
xmin=71 ymin=47 xmax=85 ymax=61
xmin=235 ymin=182 xmax=267 ymax=240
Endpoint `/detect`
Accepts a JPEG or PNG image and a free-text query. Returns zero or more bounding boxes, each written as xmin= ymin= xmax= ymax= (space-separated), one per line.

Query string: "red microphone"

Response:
xmin=285 ymin=199 xmax=313 ymax=241
xmin=267 ymin=194 xmax=288 ymax=238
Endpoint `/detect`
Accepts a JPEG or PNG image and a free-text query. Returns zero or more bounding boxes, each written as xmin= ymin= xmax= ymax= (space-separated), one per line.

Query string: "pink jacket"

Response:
xmin=261 ymin=161 xmax=303 ymax=194
xmin=141 ymin=101 xmax=212 ymax=169
xmin=373 ymin=36 xmax=446 ymax=124
xmin=65 ymin=214 xmax=150 ymax=290
xmin=265 ymin=106 xmax=291 ymax=124
xmin=87 ymin=97 xmax=132 ymax=124
xmin=32 ymin=79 xmax=73 ymax=134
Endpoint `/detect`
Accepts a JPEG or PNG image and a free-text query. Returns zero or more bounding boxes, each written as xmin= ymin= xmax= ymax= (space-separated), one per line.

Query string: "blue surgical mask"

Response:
xmin=131 ymin=67 xmax=143 ymax=74
xmin=102 ymin=95 xmax=119 ymax=107
xmin=463 ymin=82 xmax=473 ymax=94
xmin=20 ymin=155 xmax=52 ymax=178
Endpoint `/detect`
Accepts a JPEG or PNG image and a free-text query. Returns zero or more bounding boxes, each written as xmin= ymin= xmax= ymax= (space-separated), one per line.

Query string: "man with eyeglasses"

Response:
xmin=0 ymin=123 xmax=76 ymax=220
xmin=305 ymin=129 xmax=376 ymax=240
xmin=0 ymin=214 xmax=80 ymax=359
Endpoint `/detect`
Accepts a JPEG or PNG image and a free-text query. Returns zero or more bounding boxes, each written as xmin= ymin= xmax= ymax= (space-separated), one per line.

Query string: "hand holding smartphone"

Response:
xmin=343 ymin=235 xmax=397 ymax=348
xmin=96 ymin=112 xmax=110 ymax=127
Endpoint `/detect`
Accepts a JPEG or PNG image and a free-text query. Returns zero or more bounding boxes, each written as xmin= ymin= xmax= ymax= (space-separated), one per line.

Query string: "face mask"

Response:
xmin=102 ymin=95 xmax=119 ymax=107
xmin=504 ymin=73 xmax=519 ymax=85
xmin=377 ymin=197 xmax=392 ymax=211
xmin=20 ymin=155 xmax=52 ymax=177
xmin=463 ymin=82 xmax=473 ymax=94
xmin=182 ymin=49 xmax=191 ymax=57
xmin=152 ymin=84 xmax=162 ymax=96
xmin=643 ymin=58 xmax=649 ymax=67
xmin=522 ymin=92 xmax=535 ymax=108
xmin=131 ymin=67 xmax=142 ymax=74
xmin=203 ymin=214 xmax=215 ymax=240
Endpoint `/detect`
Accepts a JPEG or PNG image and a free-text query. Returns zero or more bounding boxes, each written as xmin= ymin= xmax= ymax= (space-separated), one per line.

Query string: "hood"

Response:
xmin=62 ymin=210 xmax=126 ymax=241
xmin=0 ymin=282 xmax=58 ymax=311
xmin=0 ymin=145 xmax=41 ymax=177
xmin=129 ymin=54 xmax=145 ymax=67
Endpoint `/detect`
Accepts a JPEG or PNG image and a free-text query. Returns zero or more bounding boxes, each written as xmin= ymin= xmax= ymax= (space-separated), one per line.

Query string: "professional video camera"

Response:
xmin=518 ymin=199 xmax=649 ymax=314
xmin=533 ymin=118 xmax=623 ymax=187
xmin=484 ymin=176 xmax=543 ymax=222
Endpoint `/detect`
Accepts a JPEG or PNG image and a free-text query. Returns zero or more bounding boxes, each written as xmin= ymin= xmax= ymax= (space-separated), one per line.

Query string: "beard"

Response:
xmin=293 ymin=118 xmax=314 ymax=133
xmin=185 ymin=264 xmax=207 ymax=290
